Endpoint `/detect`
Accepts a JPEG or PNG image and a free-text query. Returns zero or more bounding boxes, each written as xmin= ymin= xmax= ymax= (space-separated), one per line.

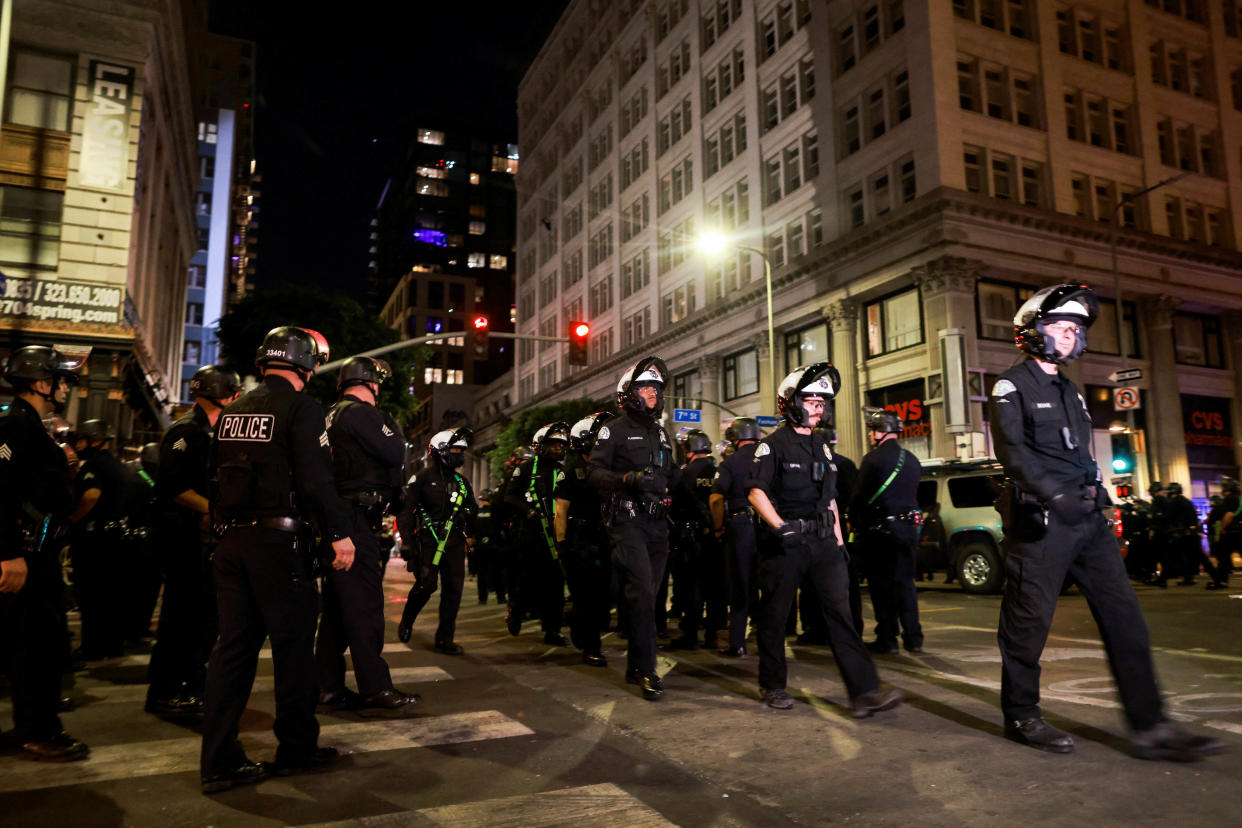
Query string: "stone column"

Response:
xmin=911 ymin=256 xmax=984 ymax=459
xmin=1141 ymin=295 xmax=1188 ymax=486
xmin=1222 ymin=311 xmax=1242 ymax=475
xmin=824 ymin=298 xmax=863 ymax=462
xmin=696 ymin=355 xmax=723 ymax=442
xmin=750 ymin=331 xmax=774 ymax=418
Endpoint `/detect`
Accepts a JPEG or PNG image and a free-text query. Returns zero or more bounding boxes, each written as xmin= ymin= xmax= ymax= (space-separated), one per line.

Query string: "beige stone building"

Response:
xmin=0 ymin=0 xmax=201 ymax=439
xmin=512 ymin=0 xmax=1242 ymax=500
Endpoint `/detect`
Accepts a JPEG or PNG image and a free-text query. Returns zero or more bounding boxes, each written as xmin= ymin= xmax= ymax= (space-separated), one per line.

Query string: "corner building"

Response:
xmin=514 ymin=0 xmax=1242 ymax=499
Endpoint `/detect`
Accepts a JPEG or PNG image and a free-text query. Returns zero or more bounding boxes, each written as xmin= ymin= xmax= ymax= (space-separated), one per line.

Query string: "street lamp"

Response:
xmin=700 ymin=232 xmax=776 ymax=415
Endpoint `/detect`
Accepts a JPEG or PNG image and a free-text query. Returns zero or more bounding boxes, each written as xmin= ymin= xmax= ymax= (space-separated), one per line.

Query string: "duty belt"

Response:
xmin=616 ymin=497 xmax=669 ymax=520
xmin=341 ymin=489 xmax=388 ymax=509
xmin=727 ymin=507 xmax=753 ymax=518
xmin=225 ymin=516 xmax=308 ymax=534
xmin=783 ymin=512 xmax=835 ymax=538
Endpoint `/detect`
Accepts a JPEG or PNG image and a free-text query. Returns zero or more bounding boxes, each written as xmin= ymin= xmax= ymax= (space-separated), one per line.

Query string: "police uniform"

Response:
xmin=472 ymin=496 xmax=506 ymax=604
xmin=71 ymin=443 xmax=129 ymax=659
xmin=747 ymin=425 xmax=880 ymax=701
xmin=202 ymin=372 xmax=351 ymax=779
xmin=146 ymin=405 xmax=217 ymax=712
xmin=1146 ymin=489 xmax=1171 ymax=585
xmin=712 ymin=441 xmax=758 ymax=653
xmin=587 ymin=411 xmax=674 ymax=685
xmin=1214 ymin=489 xmax=1240 ymax=586
xmin=669 ymin=452 xmax=723 ymax=648
xmin=504 ymin=453 xmax=566 ymax=638
xmin=397 ymin=454 xmax=477 ymax=648
xmin=1165 ymin=489 xmax=1200 ymax=585
xmin=0 ymin=395 xmax=77 ymax=755
xmin=558 ymin=452 xmax=612 ymax=657
xmin=316 ymin=397 xmax=404 ymax=698
xmin=852 ymin=437 xmax=924 ymax=653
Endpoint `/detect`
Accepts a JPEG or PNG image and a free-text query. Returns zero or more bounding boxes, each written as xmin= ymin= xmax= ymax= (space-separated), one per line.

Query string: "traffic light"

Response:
xmin=1110 ymin=432 xmax=1135 ymax=474
xmin=568 ymin=321 xmax=589 ymax=366
xmin=471 ymin=315 xmax=488 ymax=357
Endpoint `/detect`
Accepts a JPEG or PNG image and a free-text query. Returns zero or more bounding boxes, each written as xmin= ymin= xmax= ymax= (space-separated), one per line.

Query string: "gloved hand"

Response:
xmin=1048 ymin=489 xmax=1096 ymax=526
xmin=623 ymin=469 xmax=663 ymax=494
xmin=778 ymin=522 xmax=806 ymax=555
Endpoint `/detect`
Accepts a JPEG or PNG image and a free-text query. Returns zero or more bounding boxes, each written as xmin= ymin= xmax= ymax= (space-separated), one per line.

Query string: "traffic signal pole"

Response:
xmin=318 ymin=331 xmax=572 ymax=373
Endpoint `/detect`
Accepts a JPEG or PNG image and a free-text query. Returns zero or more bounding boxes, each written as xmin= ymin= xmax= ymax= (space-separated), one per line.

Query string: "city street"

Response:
xmin=2 ymin=565 xmax=1240 ymax=827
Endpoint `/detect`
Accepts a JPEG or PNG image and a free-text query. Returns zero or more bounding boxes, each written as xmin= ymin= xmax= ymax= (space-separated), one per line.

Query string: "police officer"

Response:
xmin=587 ymin=357 xmax=676 ymax=701
xmin=747 ymin=363 xmax=900 ymax=715
xmin=1209 ymin=477 xmax=1240 ymax=590
xmin=396 ymin=427 xmax=477 ymax=654
xmin=146 ymin=365 xmax=239 ymax=718
xmin=472 ymin=490 xmax=506 ymax=604
xmin=201 ymin=326 xmax=353 ymax=793
xmin=67 ymin=419 xmax=128 ymax=660
xmin=1164 ymin=482 xmax=1200 ymax=586
xmin=505 ymin=422 xmax=569 ymax=645
xmin=852 ymin=409 xmax=924 ymax=655
xmin=990 ymin=284 xmax=1224 ymax=760
xmin=1145 ymin=482 xmax=1171 ymax=587
xmin=122 ymin=441 xmax=162 ymax=643
xmin=555 ymin=412 xmax=614 ymax=666
xmin=317 ymin=357 xmax=418 ymax=713
xmin=0 ymin=346 xmax=89 ymax=761
xmin=669 ymin=428 xmax=723 ymax=650
xmin=709 ymin=417 xmax=761 ymax=657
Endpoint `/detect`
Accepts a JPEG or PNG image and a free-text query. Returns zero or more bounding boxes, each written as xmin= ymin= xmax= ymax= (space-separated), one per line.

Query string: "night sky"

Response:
xmin=207 ymin=2 xmax=570 ymax=303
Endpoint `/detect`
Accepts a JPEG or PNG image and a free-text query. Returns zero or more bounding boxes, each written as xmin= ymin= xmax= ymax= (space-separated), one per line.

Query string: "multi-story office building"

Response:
xmin=514 ymin=0 xmax=1242 ymax=498
xmin=0 ymin=0 xmax=201 ymax=440
xmin=180 ymin=32 xmax=258 ymax=404
xmin=374 ymin=125 xmax=519 ymax=443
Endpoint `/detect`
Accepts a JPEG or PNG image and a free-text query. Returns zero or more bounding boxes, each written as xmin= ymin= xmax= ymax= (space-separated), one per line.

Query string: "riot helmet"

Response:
xmin=1013 ymin=284 xmax=1099 ymax=364
xmin=140 ymin=442 xmax=160 ymax=476
xmin=76 ymin=418 xmax=115 ymax=444
xmin=616 ymin=356 xmax=668 ymax=420
xmin=255 ymin=326 xmax=330 ymax=373
xmin=532 ymin=421 xmax=571 ymax=461
xmin=1221 ymin=477 xmax=1240 ymax=495
xmin=777 ymin=362 xmax=841 ymax=427
xmin=338 ymin=356 xmax=391 ymax=392
xmin=428 ymin=426 xmax=472 ymax=469
xmin=682 ymin=428 xmax=712 ymax=455
xmin=1148 ymin=482 xmax=1164 ymax=495
xmin=4 ymin=345 xmax=86 ymax=411
xmin=727 ymin=417 xmax=762 ymax=444
xmin=570 ymin=412 xmax=611 ymax=455
xmin=866 ymin=409 xmax=903 ymax=435
xmin=1167 ymin=481 xmax=1183 ymax=496
xmin=188 ymin=365 xmax=241 ymax=404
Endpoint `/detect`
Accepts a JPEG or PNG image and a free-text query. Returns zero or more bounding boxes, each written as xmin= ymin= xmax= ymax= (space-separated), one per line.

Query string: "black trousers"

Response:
xmin=562 ymin=528 xmax=611 ymax=653
xmin=797 ymin=544 xmax=864 ymax=638
xmin=147 ymin=519 xmax=216 ymax=703
xmin=677 ymin=530 xmax=726 ymax=641
xmin=201 ymin=526 xmax=320 ymax=775
xmin=1217 ymin=532 xmax=1237 ymax=581
xmin=756 ymin=530 xmax=878 ymax=698
xmin=998 ymin=510 xmax=1165 ymax=730
xmin=0 ymin=547 xmax=66 ymax=740
xmin=72 ymin=530 xmax=125 ymax=658
xmin=724 ymin=513 xmax=758 ymax=650
xmin=508 ymin=522 xmax=564 ymax=634
xmin=861 ymin=523 xmax=923 ymax=649
xmin=400 ymin=535 xmax=467 ymax=645
xmin=317 ymin=510 xmax=392 ymax=696
xmin=472 ymin=542 xmax=506 ymax=602
xmin=609 ymin=517 xmax=668 ymax=675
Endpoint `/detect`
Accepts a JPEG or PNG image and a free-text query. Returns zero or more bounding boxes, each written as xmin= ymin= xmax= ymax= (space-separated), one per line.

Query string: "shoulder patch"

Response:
xmin=319 ymin=431 xmax=330 ymax=448
xmin=0 ymin=443 xmax=11 ymax=461
xmin=992 ymin=379 xmax=1017 ymax=397
xmin=381 ymin=424 xmax=394 ymax=437
xmin=754 ymin=443 xmax=771 ymax=458
xmin=575 ymin=467 xmax=586 ymax=480
xmin=823 ymin=443 xmax=831 ymax=458
xmin=407 ymin=474 xmax=417 ymax=486
xmin=171 ymin=437 xmax=187 ymax=452
xmin=598 ymin=426 xmax=610 ymax=441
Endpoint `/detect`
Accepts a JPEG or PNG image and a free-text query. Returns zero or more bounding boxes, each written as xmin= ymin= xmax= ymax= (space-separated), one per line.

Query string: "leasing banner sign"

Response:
xmin=0 ymin=274 xmax=124 ymax=325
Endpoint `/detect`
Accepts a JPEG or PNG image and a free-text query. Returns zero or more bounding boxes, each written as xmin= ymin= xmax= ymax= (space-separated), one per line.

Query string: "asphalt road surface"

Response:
xmin=2 ymin=564 xmax=1240 ymax=827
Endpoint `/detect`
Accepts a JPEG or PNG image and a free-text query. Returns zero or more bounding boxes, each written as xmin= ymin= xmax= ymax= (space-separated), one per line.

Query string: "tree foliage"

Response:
xmin=214 ymin=283 xmax=428 ymax=426
xmin=487 ymin=397 xmax=610 ymax=480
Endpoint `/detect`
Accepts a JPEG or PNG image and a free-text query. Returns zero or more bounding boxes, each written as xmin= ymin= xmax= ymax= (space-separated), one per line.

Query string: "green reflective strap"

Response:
xmin=525 ymin=456 xmax=558 ymax=559
xmin=138 ymin=469 xmax=154 ymax=488
xmin=866 ymin=449 xmax=906 ymax=506
xmin=420 ymin=475 xmax=468 ymax=567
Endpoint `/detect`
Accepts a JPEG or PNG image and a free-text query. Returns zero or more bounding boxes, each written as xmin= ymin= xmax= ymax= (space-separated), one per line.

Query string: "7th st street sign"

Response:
xmin=1109 ymin=368 xmax=1143 ymax=383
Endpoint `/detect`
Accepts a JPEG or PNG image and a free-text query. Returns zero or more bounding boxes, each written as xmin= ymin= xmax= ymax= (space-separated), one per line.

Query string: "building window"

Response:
xmin=976 ymin=281 xmax=1034 ymax=341
xmin=467 ymin=252 xmax=486 ymax=269
xmin=1173 ymin=312 xmax=1224 ymax=368
xmin=417 ymin=128 xmax=445 ymax=145
xmin=865 ymin=288 xmax=922 ymax=356
xmin=784 ymin=323 xmax=829 ymax=373
xmin=186 ymin=302 xmax=203 ymax=325
xmin=723 ymin=349 xmax=759 ymax=399
xmin=1092 ymin=300 xmax=1141 ymax=358
xmin=469 ymin=220 xmax=486 ymax=235
xmin=956 ymin=0 xmax=1034 ymax=39
xmin=0 ymin=186 xmax=63 ymax=271
xmin=6 ymin=49 xmax=73 ymax=131
xmin=490 ymin=254 xmax=508 ymax=270
xmin=183 ymin=340 xmax=201 ymax=364
xmin=187 ymin=266 xmax=206 ymax=288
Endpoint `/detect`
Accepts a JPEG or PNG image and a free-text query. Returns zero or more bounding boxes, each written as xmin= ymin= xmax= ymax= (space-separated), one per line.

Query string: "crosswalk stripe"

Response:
xmin=87 ymin=640 xmax=434 ymax=669
xmin=59 ymin=666 xmax=453 ymax=705
xmin=295 ymin=782 xmax=675 ymax=827
xmin=0 ymin=710 xmax=532 ymax=794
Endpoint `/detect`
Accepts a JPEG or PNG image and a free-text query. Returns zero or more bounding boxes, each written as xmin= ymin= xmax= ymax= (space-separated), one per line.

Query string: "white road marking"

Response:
xmin=1166 ymin=693 xmax=1242 ymax=714
xmin=1203 ymin=720 xmax=1242 ymax=735
xmin=0 ymin=710 xmax=532 ymax=794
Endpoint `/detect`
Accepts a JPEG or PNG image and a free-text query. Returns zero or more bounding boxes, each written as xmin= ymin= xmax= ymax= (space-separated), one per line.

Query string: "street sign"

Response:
xmin=1114 ymin=386 xmax=1141 ymax=411
xmin=1108 ymin=368 xmax=1143 ymax=383
xmin=755 ymin=415 xmax=781 ymax=428
xmin=673 ymin=408 xmax=702 ymax=423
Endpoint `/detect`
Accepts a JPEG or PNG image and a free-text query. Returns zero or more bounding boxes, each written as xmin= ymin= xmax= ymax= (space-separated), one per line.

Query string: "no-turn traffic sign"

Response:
xmin=1114 ymin=386 xmax=1141 ymax=411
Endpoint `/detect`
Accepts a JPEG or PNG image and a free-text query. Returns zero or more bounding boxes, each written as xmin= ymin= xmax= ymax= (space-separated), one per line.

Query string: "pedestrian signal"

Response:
xmin=568 ymin=321 xmax=589 ymax=366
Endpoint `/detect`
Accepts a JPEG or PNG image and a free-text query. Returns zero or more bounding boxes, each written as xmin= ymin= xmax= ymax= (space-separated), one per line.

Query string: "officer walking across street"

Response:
xmin=668 ymin=428 xmax=723 ymax=650
xmin=709 ymin=417 xmax=762 ymax=657
xmin=852 ymin=409 xmax=924 ymax=655
xmin=471 ymin=489 xmax=506 ymax=605
xmin=0 ymin=346 xmax=89 ymax=761
xmin=316 ymin=357 xmax=418 ymax=713
xmin=146 ymin=365 xmax=239 ymax=718
xmin=1209 ymin=476 xmax=1240 ymax=590
xmin=587 ymin=357 xmax=676 ymax=701
xmin=1164 ymin=483 xmax=1201 ymax=586
xmin=504 ymin=422 xmax=570 ymax=645
xmin=554 ymin=412 xmax=614 ymax=666
xmin=1145 ymin=482 xmax=1171 ymax=587
xmin=990 ymin=284 xmax=1224 ymax=760
xmin=201 ymin=326 xmax=355 ymax=793
xmin=746 ymin=363 xmax=901 ymax=715
xmin=396 ymin=427 xmax=477 ymax=654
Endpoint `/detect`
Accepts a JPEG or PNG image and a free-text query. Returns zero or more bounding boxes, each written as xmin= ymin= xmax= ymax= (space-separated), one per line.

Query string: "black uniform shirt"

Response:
xmin=747 ymin=425 xmax=837 ymax=519
xmin=834 ymin=452 xmax=858 ymax=520
xmin=505 ymin=455 xmax=563 ymax=523
xmin=157 ymin=404 xmax=211 ymax=512
xmin=399 ymin=457 xmax=476 ymax=540
xmin=988 ymin=358 xmax=1099 ymax=502
xmin=211 ymin=373 xmax=352 ymax=541
xmin=672 ymin=455 xmax=715 ymax=525
xmin=1166 ymin=494 xmax=1199 ymax=533
xmin=1221 ymin=492 xmax=1241 ymax=528
xmin=712 ymin=442 xmax=758 ymax=511
xmin=325 ymin=398 xmax=405 ymax=495
xmin=851 ymin=438 xmax=921 ymax=524
xmin=0 ymin=396 xmax=71 ymax=560
xmin=586 ymin=411 xmax=674 ymax=498
xmin=558 ymin=453 xmax=604 ymax=522
xmin=1149 ymin=494 xmax=1170 ymax=532
xmin=75 ymin=448 xmax=128 ymax=524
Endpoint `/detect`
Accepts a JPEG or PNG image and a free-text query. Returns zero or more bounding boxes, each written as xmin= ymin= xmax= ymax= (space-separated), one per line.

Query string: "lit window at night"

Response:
xmin=426 ymin=317 xmax=444 ymax=334
xmin=413 ymin=229 xmax=447 ymax=246
xmin=489 ymin=254 xmax=508 ymax=269
xmin=469 ymin=220 xmax=486 ymax=235
xmin=467 ymin=252 xmax=486 ymax=268
xmin=469 ymin=172 xmax=480 ymax=185
xmin=418 ymin=128 xmax=445 ymax=145
xmin=416 ymin=165 xmax=448 ymax=179
xmin=491 ymin=156 xmax=519 ymax=174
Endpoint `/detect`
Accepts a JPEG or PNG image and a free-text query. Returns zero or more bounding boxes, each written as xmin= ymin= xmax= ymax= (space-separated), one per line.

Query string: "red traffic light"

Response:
xmin=572 ymin=322 xmax=589 ymax=338
xmin=568 ymin=320 xmax=589 ymax=366
xmin=472 ymin=315 xmax=489 ymax=330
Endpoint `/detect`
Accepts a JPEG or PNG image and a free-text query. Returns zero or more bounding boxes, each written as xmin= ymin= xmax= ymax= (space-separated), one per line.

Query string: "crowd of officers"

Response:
xmin=1 ymin=283 xmax=1229 ymax=789
xmin=1118 ymin=479 xmax=1238 ymax=590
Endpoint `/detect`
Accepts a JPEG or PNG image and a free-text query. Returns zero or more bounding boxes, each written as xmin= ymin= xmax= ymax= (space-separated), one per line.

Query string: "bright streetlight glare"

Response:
xmin=699 ymin=231 xmax=729 ymax=257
